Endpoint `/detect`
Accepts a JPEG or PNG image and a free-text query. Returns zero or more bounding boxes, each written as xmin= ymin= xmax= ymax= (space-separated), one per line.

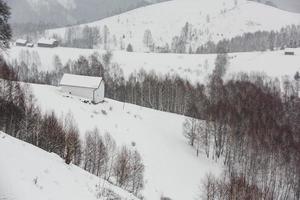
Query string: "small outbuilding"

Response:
xmin=37 ymin=38 xmax=58 ymax=48
xmin=60 ymin=73 xmax=105 ymax=103
xmin=284 ymin=48 xmax=295 ymax=56
xmin=16 ymin=39 xmax=27 ymax=46
xmin=26 ymin=43 xmax=34 ymax=48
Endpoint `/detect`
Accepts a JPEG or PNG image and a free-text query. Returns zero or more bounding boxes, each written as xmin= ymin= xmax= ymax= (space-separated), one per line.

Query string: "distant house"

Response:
xmin=37 ymin=38 xmax=58 ymax=48
xmin=26 ymin=43 xmax=34 ymax=48
xmin=284 ymin=48 xmax=295 ymax=56
xmin=16 ymin=39 xmax=27 ymax=46
xmin=60 ymin=73 xmax=105 ymax=103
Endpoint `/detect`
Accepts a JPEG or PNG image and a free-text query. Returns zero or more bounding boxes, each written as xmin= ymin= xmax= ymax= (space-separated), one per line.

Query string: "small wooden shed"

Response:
xmin=16 ymin=39 xmax=27 ymax=46
xmin=60 ymin=73 xmax=105 ymax=103
xmin=26 ymin=43 xmax=34 ymax=48
xmin=284 ymin=48 xmax=295 ymax=56
xmin=37 ymin=38 xmax=58 ymax=48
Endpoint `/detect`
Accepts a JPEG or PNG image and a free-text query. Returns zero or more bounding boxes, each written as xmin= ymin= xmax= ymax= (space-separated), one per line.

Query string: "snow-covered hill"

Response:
xmin=8 ymin=0 xmax=76 ymax=26
xmin=45 ymin=0 xmax=300 ymax=52
xmin=25 ymin=83 xmax=222 ymax=200
xmin=0 ymin=132 xmax=139 ymax=200
xmin=7 ymin=46 xmax=300 ymax=84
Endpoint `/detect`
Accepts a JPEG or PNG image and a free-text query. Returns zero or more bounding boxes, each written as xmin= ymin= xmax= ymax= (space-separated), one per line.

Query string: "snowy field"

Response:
xmin=7 ymin=46 xmax=300 ymax=84
xmin=45 ymin=0 xmax=300 ymax=51
xmin=0 ymin=132 xmax=139 ymax=200
xmin=27 ymin=83 xmax=223 ymax=200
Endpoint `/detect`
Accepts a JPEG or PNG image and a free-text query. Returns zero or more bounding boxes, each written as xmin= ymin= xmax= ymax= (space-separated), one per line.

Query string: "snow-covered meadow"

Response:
xmin=7 ymin=46 xmax=300 ymax=84
xmin=26 ymin=83 xmax=223 ymax=200
xmin=0 ymin=132 xmax=139 ymax=200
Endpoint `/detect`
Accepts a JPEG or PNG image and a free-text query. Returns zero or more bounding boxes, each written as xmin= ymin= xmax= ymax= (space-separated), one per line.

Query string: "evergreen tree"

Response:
xmin=0 ymin=0 xmax=12 ymax=50
xmin=143 ymin=29 xmax=153 ymax=50
xmin=126 ymin=43 xmax=133 ymax=52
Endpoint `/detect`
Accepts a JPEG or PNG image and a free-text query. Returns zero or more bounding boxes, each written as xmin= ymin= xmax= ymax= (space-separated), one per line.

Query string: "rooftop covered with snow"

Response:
xmin=37 ymin=38 xmax=58 ymax=45
xmin=60 ymin=73 xmax=103 ymax=89
xmin=16 ymin=39 xmax=27 ymax=44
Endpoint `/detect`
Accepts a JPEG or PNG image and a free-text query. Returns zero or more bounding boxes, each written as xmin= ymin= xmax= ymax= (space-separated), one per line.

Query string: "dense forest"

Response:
xmin=185 ymin=58 xmax=300 ymax=200
xmin=50 ymin=23 xmax=300 ymax=55
xmin=170 ymin=23 xmax=300 ymax=54
xmin=195 ymin=25 xmax=300 ymax=54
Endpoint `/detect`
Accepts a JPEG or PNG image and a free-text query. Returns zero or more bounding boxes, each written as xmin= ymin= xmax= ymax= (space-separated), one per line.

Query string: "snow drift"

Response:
xmin=0 ymin=132 xmax=139 ymax=200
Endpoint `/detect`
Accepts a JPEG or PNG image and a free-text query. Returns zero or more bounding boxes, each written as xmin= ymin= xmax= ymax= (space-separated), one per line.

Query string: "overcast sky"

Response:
xmin=265 ymin=0 xmax=300 ymax=12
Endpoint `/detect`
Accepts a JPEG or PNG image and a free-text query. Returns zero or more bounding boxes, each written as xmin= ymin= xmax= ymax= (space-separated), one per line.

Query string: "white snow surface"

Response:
xmin=6 ymin=46 xmax=300 ymax=84
xmin=27 ymin=83 xmax=223 ymax=200
xmin=37 ymin=38 xmax=57 ymax=45
xmin=0 ymin=132 xmax=139 ymax=200
xmin=60 ymin=73 xmax=103 ymax=89
xmin=45 ymin=0 xmax=300 ymax=52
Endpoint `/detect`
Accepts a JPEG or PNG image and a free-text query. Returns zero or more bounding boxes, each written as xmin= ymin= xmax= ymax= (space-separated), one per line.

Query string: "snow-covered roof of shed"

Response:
xmin=285 ymin=48 xmax=295 ymax=52
xmin=16 ymin=39 xmax=27 ymax=44
xmin=60 ymin=73 xmax=103 ymax=89
xmin=37 ymin=38 xmax=57 ymax=45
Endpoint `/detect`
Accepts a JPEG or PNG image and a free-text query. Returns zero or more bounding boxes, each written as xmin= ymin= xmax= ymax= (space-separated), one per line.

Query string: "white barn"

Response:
xmin=60 ymin=73 xmax=105 ymax=103
xmin=16 ymin=39 xmax=27 ymax=46
xmin=37 ymin=38 xmax=59 ymax=48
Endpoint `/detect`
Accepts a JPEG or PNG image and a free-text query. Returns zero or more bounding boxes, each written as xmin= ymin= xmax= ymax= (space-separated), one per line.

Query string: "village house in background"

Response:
xmin=284 ymin=48 xmax=296 ymax=55
xmin=59 ymin=73 xmax=105 ymax=103
xmin=26 ymin=43 xmax=34 ymax=48
xmin=37 ymin=38 xmax=59 ymax=48
xmin=15 ymin=39 xmax=27 ymax=46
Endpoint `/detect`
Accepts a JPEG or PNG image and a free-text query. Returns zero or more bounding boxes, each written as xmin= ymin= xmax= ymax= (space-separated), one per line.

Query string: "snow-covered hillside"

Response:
xmin=0 ymin=132 xmax=139 ymax=200
xmin=26 ymin=83 xmax=222 ymax=200
xmin=8 ymin=0 xmax=155 ymax=27
xmin=45 ymin=0 xmax=300 ymax=52
xmin=7 ymin=46 xmax=300 ymax=84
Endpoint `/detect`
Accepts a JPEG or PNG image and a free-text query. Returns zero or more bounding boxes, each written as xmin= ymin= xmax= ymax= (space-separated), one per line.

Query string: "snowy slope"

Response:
xmin=7 ymin=46 xmax=300 ymax=84
xmin=8 ymin=0 xmax=154 ymax=27
xmin=27 ymin=83 xmax=222 ymax=200
xmin=0 ymin=132 xmax=139 ymax=200
xmin=45 ymin=0 xmax=300 ymax=52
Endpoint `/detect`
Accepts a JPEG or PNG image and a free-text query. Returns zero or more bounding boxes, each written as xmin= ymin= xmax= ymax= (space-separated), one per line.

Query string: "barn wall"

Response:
xmin=16 ymin=43 xmax=27 ymax=46
xmin=37 ymin=43 xmax=58 ymax=48
xmin=38 ymin=44 xmax=53 ymax=48
xmin=61 ymin=85 xmax=94 ymax=100
xmin=93 ymin=82 xmax=105 ymax=103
